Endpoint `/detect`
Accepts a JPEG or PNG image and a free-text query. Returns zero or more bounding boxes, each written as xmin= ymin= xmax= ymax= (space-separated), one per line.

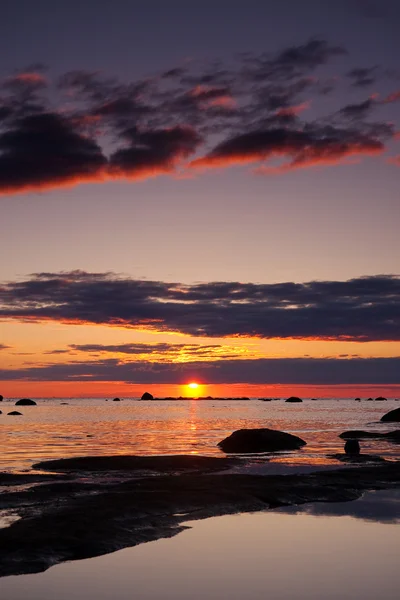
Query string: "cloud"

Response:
xmin=0 ymin=38 xmax=397 ymax=194
xmin=190 ymin=125 xmax=384 ymax=172
xmin=0 ymin=356 xmax=399 ymax=384
xmin=346 ymin=67 xmax=378 ymax=87
xmin=0 ymin=112 xmax=107 ymax=193
xmin=0 ymin=271 xmax=399 ymax=342
xmin=0 ymin=344 xmax=11 ymax=350
xmin=47 ymin=342 xmax=251 ymax=362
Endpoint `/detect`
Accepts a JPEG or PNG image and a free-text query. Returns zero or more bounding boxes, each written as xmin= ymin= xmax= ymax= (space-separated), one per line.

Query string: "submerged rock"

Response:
xmin=218 ymin=428 xmax=307 ymax=453
xmin=141 ymin=392 xmax=154 ymax=400
xmin=15 ymin=398 xmax=36 ymax=406
xmin=381 ymin=408 xmax=400 ymax=422
xmin=8 ymin=411 xmax=22 ymax=415
xmin=33 ymin=454 xmax=238 ymax=473
xmin=344 ymin=439 xmax=360 ymax=455
xmin=285 ymin=396 xmax=303 ymax=403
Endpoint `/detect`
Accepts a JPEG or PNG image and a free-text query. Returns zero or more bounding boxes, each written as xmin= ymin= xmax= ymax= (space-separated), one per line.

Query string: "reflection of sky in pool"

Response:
xmin=3 ymin=490 xmax=399 ymax=600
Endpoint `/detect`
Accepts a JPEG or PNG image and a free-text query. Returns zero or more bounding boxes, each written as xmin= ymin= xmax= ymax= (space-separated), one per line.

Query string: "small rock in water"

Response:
xmin=0 ymin=394 xmax=3 ymax=401
xmin=285 ymin=396 xmax=303 ymax=403
xmin=375 ymin=396 xmax=387 ymax=401
xmin=112 ymin=397 xmax=121 ymax=402
xmin=344 ymin=439 xmax=360 ymax=455
xmin=15 ymin=398 xmax=36 ymax=406
xmin=8 ymin=411 xmax=23 ymax=416
xmin=141 ymin=392 xmax=154 ymax=400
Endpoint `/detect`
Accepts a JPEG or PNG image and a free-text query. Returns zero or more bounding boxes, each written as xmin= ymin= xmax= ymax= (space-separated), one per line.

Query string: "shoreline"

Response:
xmin=0 ymin=454 xmax=399 ymax=578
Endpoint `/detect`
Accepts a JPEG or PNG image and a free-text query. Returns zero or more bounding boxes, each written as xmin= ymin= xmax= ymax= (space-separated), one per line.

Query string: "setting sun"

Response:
xmin=188 ymin=382 xmax=199 ymax=390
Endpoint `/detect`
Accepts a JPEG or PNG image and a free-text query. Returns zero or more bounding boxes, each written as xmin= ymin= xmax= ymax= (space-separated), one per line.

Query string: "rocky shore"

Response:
xmin=0 ymin=455 xmax=399 ymax=578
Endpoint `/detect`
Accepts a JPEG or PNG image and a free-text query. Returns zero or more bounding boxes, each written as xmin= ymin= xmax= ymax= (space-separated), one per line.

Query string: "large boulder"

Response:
xmin=375 ymin=396 xmax=387 ymax=401
xmin=218 ymin=428 xmax=307 ymax=453
xmin=380 ymin=408 xmax=400 ymax=422
xmin=15 ymin=399 xmax=36 ymax=406
xmin=141 ymin=392 xmax=153 ymax=400
xmin=285 ymin=396 xmax=302 ymax=403
xmin=0 ymin=394 xmax=3 ymax=401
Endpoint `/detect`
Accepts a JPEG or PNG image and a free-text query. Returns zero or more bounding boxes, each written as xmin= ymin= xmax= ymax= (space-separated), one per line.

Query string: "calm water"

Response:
xmin=2 ymin=490 xmax=399 ymax=599
xmin=1 ymin=398 xmax=399 ymax=472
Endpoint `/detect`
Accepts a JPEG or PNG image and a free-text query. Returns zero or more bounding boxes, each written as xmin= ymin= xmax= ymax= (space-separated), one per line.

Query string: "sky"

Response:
xmin=0 ymin=0 xmax=399 ymax=397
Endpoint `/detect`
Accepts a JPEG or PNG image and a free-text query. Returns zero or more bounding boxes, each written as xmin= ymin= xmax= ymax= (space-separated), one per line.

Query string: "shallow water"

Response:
xmin=0 ymin=398 xmax=399 ymax=471
xmin=2 ymin=490 xmax=399 ymax=600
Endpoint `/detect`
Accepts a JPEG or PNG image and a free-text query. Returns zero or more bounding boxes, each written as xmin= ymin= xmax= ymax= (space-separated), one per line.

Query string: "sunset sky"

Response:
xmin=0 ymin=0 xmax=399 ymax=397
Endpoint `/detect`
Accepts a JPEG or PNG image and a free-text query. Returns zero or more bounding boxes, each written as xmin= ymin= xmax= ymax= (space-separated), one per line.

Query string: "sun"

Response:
xmin=188 ymin=382 xmax=199 ymax=390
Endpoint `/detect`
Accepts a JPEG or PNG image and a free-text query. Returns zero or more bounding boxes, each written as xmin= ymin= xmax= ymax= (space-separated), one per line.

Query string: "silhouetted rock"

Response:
xmin=375 ymin=396 xmax=387 ymax=401
xmin=285 ymin=396 xmax=303 ymax=403
xmin=141 ymin=392 xmax=153 ymax=400
xmin=366 ymin=397 xmax=374 ymax=401
xmin=112 ymin=397 xmax=121 ymax=402
xmin=259 ymin=398 xmax=272 ymax=401
xmin=355 ymin=397 xmax=361 ymax=401
xmin=0 ymin=410 xmax=2 ymax=414
xmin=344 ymin=439 xmax=360 ymax=455
xmin=340 ymin=430 xmax=400 ymax=443
xmin=34 ymin=455 xmax=238 ymax=473
xmin=0 ymin=394 xmax=3 ymax=401
xmin=15 ymin=399 xmax=36 ymax=406
xmin=218 ymin=428 xmax=306 ymax=453
xmin=8 ymin=411 xmax=22 ymax=415
xmin=311 ymin=398 xmax=318 ymax=401
xmin=381 ymin=408 xmax=400 ymax=422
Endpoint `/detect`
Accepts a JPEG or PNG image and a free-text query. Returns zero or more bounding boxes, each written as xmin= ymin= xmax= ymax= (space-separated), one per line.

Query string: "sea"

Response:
xmin=1 ymin=397 xmax=399 ymax=472
xmin=1 ymin=397 xmax=399 ymax=599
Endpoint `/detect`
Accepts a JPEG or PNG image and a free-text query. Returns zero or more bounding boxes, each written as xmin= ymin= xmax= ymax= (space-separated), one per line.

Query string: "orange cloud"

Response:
xmin=275 ymin=101 xmax=311 ymax=116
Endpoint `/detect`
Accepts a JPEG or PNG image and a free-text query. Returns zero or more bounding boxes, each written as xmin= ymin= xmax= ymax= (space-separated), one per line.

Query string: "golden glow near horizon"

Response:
xmin=188 ymin=382 xmax=199 ymax=390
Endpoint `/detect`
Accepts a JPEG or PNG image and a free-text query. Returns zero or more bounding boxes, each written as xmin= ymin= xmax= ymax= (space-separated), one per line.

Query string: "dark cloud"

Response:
xmin=339 ymin=98 xmax=376 ymax=120
xmin=0 ymin=271 xmax=399 ymax=341
xmin=347 ymin=67 xmax=378 ymax=87
xmin=190 ymin=124 xmax=385 ymax=172
xmin=0 ymin=356 xmax=399 ymax=384
xmin=0 ymin=112 xmax=106 ymax=193
xmin=0 ymin=343 xmax=11 ymax=350
xmin=109 ymin=126 xmax=202 ymax=179
xmin=0 ymin=38 xmax=398 ymax=194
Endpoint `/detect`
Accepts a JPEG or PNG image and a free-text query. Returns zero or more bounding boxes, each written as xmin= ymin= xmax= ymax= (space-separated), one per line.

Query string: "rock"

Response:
xmin=141 ymin=392 xmax=153 ymax=400
xmin=340 ymin=430 xmax=400 ymax=443
xmin=0 ymin=410 xmax=2 ymax=414
xmin=15 ymin=399 xmax=36 ymax=406
xmin=355 ymin=397 xmax=361 ymax=401
xmin=8 ymin=411 xmax=22 ymax=415
xmin=217 ymin=428 xmax=307 ymax=453
xmin=375 ymin=396 xmax=387 ymax=401
xmin=259 ymin=398 xmax=272 ymax=401
xmin=112 ymin=397 xmax=121 ymax=402
xmin=344 ymin=439 xmax=360 ymax=455
xmin=380 ymin=408 xmax=400 ymax=422
xmin=0 ymin=394 xmax=3 ymax=401
xmin=285 ymin=396 xmax=303 ymax=403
